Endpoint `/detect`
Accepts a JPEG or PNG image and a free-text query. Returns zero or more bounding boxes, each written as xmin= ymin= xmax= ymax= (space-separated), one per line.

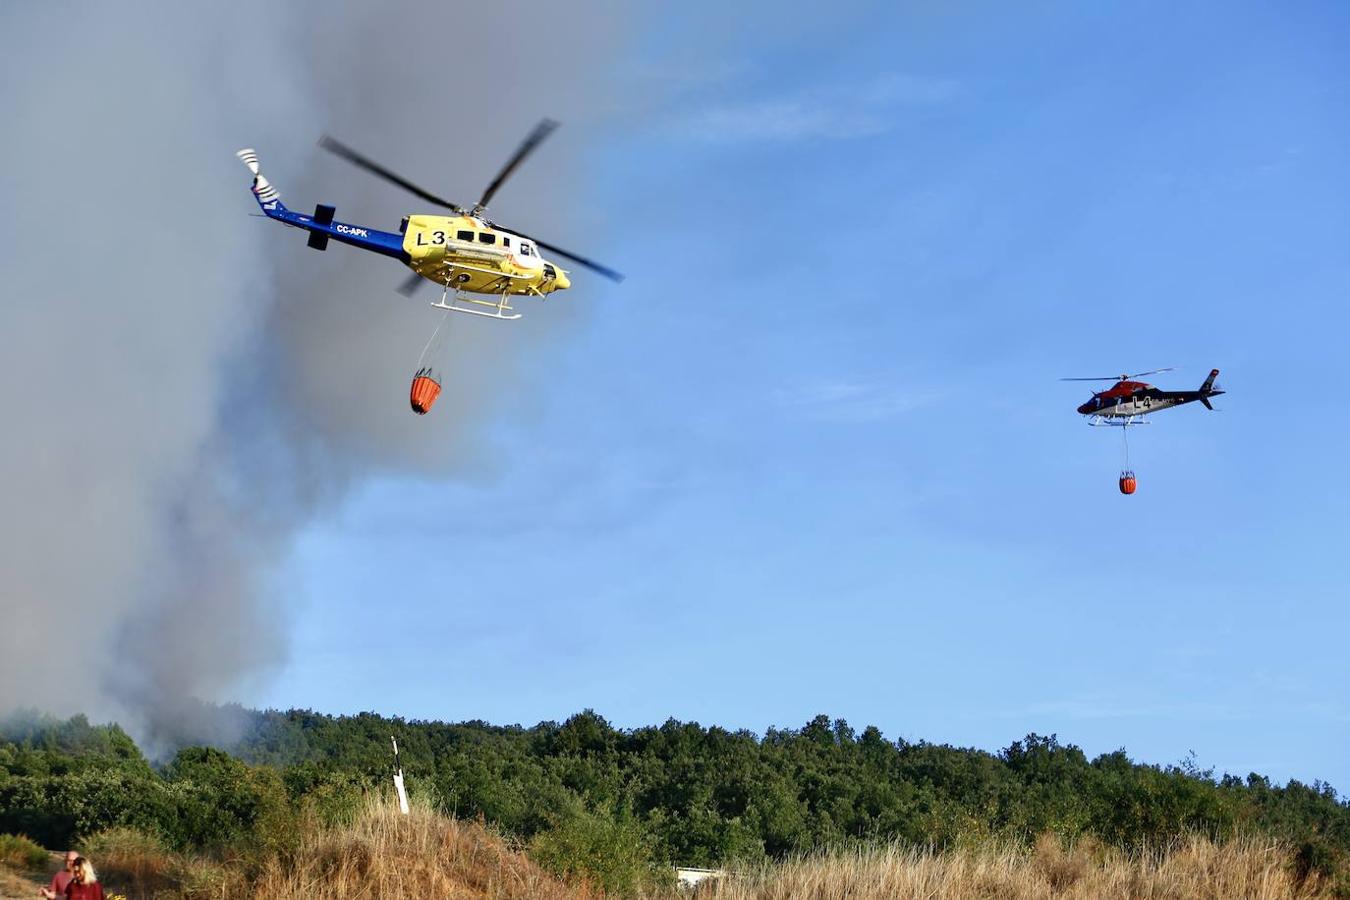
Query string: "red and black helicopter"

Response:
xmin=1062 ymin=367 xmax=1224 ymax=494
xmin=1064 ymin=367 xmax=1223 ymax=426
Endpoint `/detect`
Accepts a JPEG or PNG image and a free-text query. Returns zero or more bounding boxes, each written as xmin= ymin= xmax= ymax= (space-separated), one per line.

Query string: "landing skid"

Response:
xmin=432 ymin=292 xmax=521 ymax=319
xmin=1087 ymin=414 xmax=1149 ymax=427
xmin=431 ymin=282 xmax=522 ymax=321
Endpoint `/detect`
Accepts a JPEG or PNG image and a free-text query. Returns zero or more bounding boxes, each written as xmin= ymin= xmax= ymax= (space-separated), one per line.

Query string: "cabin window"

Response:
xmin=478 ymin=233 xmax=496 ymax=245
xmin=456 ymin=230 xmax=474 ymax=241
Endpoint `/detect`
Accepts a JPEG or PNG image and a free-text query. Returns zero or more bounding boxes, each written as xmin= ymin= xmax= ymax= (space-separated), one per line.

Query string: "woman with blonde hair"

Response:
xmin=62 ymin=856 xmax=104 ymax=900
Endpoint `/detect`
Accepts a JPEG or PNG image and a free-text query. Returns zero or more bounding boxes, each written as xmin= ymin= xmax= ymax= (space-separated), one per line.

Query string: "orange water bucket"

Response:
xmin=1118 ymin=471 xmax=1137 ymax=495
xmin=410 ymin=368 xmax=442 ymax=415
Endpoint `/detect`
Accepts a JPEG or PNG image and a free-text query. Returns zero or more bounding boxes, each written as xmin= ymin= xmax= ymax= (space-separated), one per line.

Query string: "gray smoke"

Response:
xmin=0 ymin=2 xmax=631 ymax=751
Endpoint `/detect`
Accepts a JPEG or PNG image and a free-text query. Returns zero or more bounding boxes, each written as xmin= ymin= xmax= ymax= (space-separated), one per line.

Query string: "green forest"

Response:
xmin=2 ymin=708 xmax=1347 ymax=882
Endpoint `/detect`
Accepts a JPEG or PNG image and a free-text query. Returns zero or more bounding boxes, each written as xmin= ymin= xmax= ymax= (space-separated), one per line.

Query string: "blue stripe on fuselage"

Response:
xmin=262 ymin=204 xmax=408 ymax=261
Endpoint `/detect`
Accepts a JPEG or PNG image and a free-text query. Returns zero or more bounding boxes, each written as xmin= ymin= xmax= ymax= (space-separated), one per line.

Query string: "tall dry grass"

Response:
xmin=246 ymin=800 xmax=601 ymax=900
xmin=696 ymin=831 xmax=1336 ymax=900
xmin=89 ymin=799 xmax=601 ymax=900
xmin=80 ymin=803 xmax=1343 ymax=900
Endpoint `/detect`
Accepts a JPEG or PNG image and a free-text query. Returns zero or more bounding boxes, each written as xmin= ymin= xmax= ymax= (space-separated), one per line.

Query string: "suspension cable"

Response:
xmin=416 ymin=310 xmax=451 ymax=370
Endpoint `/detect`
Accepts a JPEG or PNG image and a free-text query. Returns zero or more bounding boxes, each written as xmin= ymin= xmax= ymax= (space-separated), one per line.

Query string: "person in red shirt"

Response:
xmin=62 ymin=857 xmax=103 ymax=900
xmin=39 ymin=850 xmax=77 ymax=899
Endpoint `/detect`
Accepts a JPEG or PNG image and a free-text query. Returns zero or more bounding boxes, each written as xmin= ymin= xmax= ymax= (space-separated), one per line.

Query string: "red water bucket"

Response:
xmin=1118 ymin=470 xmax=1137 ymax=495
xmin=410 ymin=368 xmax=442 ymax=415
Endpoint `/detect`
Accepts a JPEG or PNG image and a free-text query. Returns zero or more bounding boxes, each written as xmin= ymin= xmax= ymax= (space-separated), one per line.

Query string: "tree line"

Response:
xmin=1 ymin=708 xmax=1346 ymax=880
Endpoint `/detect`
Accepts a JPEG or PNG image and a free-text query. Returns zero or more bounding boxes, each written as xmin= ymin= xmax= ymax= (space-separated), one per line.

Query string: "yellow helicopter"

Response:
xmin=238 ymin=120 xmax=622 ymax=321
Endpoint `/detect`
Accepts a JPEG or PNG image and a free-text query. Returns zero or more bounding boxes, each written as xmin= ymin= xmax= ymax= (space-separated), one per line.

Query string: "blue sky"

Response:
xmin=253 ymin=2 xmax=1350 ymax=789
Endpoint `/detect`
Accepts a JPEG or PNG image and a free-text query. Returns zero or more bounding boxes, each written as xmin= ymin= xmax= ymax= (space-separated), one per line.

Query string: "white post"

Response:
xmin=391 ymin=736 xmax=409 ymax=815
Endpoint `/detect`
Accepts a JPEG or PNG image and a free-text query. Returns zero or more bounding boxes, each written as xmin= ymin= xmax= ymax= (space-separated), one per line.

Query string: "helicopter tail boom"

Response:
xmin=236 ymin=147 xmax=408 ymax=261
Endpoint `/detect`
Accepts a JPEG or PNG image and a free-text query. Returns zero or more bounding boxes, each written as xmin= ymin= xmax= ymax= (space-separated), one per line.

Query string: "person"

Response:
xmin=62 ymin=857 xmax=104 ymax=900
xmin=39 ymin=850 xmax=77 ymax=899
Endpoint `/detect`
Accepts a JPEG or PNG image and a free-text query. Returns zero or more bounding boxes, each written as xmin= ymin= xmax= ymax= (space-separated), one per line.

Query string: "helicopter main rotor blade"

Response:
xmin=529 ymin=233 xmax=625 ymax=283
xmin=483 ymin=216 xmax=623 ymax=282
xmin=1060 ymin=367 xmax=1176 ymax=382
xmin=319 ymin=136 xmax=467 ymax=214
xmin=476 ymin=119 xmax=560 ymax=212
xmin=396 ymin=271 xmax=426 ymax=297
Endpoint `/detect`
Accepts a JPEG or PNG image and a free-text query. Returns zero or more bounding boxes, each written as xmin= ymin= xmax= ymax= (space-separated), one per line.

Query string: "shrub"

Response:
xmin=162 ymin=747 xmax=296 ymax=855
xmin=0 ymin=832 xmax=48 ymax=871
xmin=78 ymin=825 xmax=175 ymax=895
xmin=529 ymin=806 xmax=670 ymax=896
xmin=1290 ymin=837 xmax=1349 ymax=892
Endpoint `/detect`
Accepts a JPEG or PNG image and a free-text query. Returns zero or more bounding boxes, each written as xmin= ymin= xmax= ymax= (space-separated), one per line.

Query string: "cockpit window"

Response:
xmin=478 ymin=233 xmax=496 ymax=245
xmin=519 ymin=243 xmax=533 ymax=257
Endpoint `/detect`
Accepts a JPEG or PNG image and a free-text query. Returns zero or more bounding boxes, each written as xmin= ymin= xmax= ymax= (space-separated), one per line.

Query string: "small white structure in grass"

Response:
xmin=391 ymin=735 xmax=409 ymax=815
xmin=674 ymin=866 xmax=725 ymax=889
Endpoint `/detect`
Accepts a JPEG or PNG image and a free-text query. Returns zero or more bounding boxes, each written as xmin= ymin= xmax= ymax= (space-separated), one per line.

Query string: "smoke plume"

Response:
xmin=0 ymin=2 xmax=630 ymax=751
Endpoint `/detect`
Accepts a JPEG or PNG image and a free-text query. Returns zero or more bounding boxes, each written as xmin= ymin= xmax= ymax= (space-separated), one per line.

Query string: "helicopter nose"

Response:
xmin=553 ymin=268 xmax=570 ymax=290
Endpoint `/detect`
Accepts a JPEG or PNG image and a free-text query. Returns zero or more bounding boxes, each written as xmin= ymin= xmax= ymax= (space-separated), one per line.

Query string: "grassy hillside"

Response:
xmin=1 ymin=802 xmax=1343 ymax=899
xmin=75 ymin=799 xmax=601 ymax=900
xmin=2 ymin=708 xmax=1348 ymax=895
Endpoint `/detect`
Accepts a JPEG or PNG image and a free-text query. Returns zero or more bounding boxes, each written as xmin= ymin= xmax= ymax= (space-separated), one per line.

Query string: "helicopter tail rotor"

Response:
xmin=236 ymin=148 xmax=287 ymax=212
xmin=237 ymin=148 xmax=262 ymax=176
